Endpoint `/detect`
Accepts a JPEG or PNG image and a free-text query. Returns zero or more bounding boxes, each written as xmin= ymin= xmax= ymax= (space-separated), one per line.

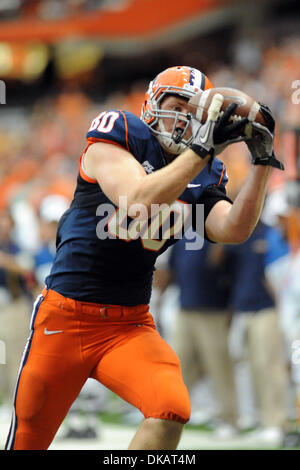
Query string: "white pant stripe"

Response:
xmin=5 ymin=293 xmax=44 ymax=450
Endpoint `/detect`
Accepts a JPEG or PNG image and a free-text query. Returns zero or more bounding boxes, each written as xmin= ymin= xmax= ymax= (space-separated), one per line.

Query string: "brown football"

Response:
xmin=187 ymin=87 xmax=266 ymax=136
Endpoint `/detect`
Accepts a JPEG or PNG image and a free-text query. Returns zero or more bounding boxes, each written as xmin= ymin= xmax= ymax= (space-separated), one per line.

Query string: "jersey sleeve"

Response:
xmin=194 ymin=157 xmax=229 ymax=192
xmin=86 ymin=110 xmax=148 ymax=161
xmin=199 ymin=185 xmax=232 ymax=222
xmin=193 ymin=157 xmax=232 ymax=234
xmin=209 ymin=158 xmax=228 ymax=190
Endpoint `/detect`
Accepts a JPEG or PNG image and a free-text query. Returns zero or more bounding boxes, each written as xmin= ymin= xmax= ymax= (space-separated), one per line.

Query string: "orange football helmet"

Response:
xmin=141 ymin=66 xmax=213 ymax=154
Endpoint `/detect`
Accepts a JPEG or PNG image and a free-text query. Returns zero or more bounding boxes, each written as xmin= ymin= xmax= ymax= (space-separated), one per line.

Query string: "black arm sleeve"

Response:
xmin=193 ymin=185 xmax=233 ymax=242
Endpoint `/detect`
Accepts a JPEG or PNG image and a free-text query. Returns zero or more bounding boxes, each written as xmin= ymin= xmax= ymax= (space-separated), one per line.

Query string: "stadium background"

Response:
xmin=0 ymin=0 xmax=300 ymax=450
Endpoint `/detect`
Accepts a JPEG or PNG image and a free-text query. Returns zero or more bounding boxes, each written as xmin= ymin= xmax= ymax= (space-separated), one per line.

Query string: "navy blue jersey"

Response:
xmin=170 ymin=238 xmax=232 ymax=310
xmin=227 ymin=222 xmax=275 ymax=313
xmin=46 ymin=110 xmax=231 ymax=306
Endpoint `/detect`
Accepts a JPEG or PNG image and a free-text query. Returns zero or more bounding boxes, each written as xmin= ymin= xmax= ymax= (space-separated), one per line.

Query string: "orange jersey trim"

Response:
xmin=118 ymin=110 xmax=130 ymax=152
xmin=217 ymin=162 xmax=225 ymax=186
xmin=86 ymin=136 xmax=126 ymax=149
xmin=79 ymin=144 xmax=97 ymax=184
xmin=79 ymin=164 xmax=98 ymax=184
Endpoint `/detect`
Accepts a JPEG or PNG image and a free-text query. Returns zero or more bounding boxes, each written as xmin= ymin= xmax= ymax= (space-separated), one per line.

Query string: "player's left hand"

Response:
xmin=245 ymin=103 xmax=284 ymax=170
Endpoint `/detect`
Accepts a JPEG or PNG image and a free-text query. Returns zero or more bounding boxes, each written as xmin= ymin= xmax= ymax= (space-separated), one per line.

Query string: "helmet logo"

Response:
xmin=189 ymin=68 xmax=196 ymax=85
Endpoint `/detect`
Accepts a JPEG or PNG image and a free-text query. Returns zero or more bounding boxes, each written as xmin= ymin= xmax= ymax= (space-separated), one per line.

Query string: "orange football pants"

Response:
xmin=5 ymin=288 xmax=190 ymax=450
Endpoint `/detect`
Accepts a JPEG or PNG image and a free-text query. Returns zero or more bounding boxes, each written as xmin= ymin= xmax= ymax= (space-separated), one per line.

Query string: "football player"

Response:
xmin=5 ymin=66 xmax=283 ymax=450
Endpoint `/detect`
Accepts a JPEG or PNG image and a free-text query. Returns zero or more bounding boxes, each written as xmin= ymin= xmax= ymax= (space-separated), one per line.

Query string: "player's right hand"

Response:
xmin=190 ymin=98 xmax=248 ymax=159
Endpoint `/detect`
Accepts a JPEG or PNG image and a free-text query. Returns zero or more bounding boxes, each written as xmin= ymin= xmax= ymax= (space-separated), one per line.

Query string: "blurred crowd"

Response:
xmin=0 ymin=0 xmax=122 ymax=20
xmin=0 ymin=28 xmax=300 ymax=446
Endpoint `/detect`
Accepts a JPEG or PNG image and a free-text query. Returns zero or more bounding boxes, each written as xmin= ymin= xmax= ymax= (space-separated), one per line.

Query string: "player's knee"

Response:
xmin=143 ymin=417 xmax=185 ymax=439
xmin=157 ymin=394 xmax=191 ymax=424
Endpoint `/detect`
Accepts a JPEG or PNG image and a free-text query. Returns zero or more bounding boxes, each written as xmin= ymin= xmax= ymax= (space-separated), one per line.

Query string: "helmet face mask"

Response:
xmin=141 ymin=66 xmax=213 ymax=155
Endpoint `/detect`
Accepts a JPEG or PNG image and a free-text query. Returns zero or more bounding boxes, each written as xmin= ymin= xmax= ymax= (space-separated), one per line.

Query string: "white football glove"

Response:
xmin=191 ymin=95 xmax=249 ymax=160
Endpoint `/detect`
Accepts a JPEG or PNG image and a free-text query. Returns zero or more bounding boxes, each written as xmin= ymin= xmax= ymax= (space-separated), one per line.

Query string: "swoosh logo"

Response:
xmin=44 ymin=328 xmax=63 ymax=335
xmin=187 ymin=183 xmax=201 ymax=188
xmin=199 ymin=124 xmax=211 ymax=144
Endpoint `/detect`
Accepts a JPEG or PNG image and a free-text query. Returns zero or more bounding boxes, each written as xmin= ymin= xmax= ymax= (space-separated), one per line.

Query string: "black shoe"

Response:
xmin=63 ymin=426 xmax=98 ymax=439
xmin=282 ymin=431 xmax=300 ymax=449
